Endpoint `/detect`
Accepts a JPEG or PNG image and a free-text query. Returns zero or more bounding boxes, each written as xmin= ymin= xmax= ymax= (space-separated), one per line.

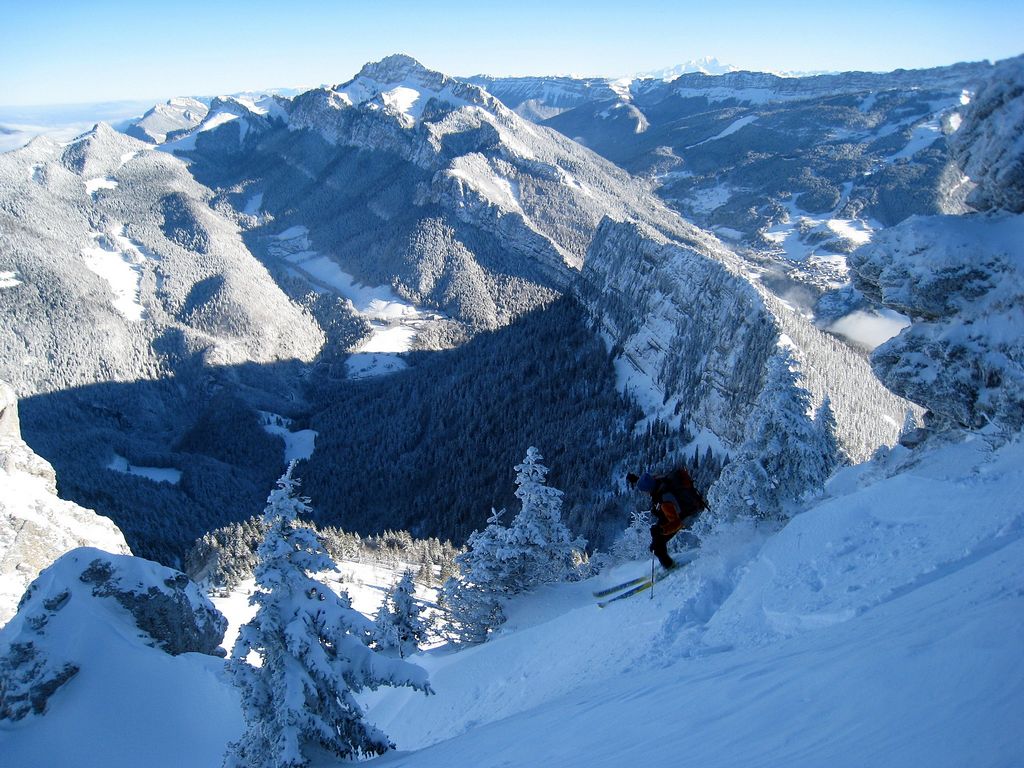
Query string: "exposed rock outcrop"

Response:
xmin=0 ymin=382 xmax=130 ymax=625
xmin=0 ymin=548 xmax=225 ymax=720
xmin=950 ymin=54 xmax=1024 ymax=214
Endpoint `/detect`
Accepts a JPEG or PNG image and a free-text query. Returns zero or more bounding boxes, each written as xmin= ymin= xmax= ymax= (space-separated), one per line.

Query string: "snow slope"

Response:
xmin=0 ymin=549 xmax=240 ymax=767
xmin=3 ymin=431 xmax=1022 ymax=767
xmin=362 ymin=432 xmax=1024 ymax=768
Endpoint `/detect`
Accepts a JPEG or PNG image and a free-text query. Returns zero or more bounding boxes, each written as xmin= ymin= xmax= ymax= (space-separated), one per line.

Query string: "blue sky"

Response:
xmin=1 ymin=0 xmax=1021 ymax=106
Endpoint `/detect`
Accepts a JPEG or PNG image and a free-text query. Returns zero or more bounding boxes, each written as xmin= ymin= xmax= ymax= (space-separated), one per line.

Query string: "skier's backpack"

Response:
xmin=656 ymin=468 xmax=707 ymax=520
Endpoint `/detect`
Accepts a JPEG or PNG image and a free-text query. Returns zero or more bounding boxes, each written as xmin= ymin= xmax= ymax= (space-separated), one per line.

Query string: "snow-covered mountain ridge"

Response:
xmin=0 ymin=122 xmax=322 ymax=396
xmin=169 ymin=54 xmax=908 ymax=462
xmin=479 ymin=57 xmax=1003 ymax=327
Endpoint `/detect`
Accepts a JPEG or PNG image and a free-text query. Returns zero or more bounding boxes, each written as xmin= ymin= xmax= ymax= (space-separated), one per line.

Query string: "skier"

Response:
xmin=626 ymin=469 xmax=706 ymax=569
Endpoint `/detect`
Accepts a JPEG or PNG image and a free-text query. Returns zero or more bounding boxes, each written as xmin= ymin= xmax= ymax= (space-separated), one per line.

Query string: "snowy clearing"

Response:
xmin=106 ymin=453 xmax=181 ymax=485
xmin=80 ymin=229 xmax=148 ymax=321
xmin=686 ymin=183 xmax=732 ymax=214
xmin=762 ymin=196 xmax=876 ymax=267
xmin=267 ymin=224 xmax=444 ymax=378
xmin=448 ymin=155 xmax=523 ymax=214
xmin=885 ymin=116 xmax=943 ymax=162
xmin=83 ymin=177 xmax=118 ymax=196
xmin=256 ymin=411 xmax=317 ymax=462
xmin=686 ymin=114 xmax=758 ymax=148
xmin=0 ymin=270 xmax=21 ymax=288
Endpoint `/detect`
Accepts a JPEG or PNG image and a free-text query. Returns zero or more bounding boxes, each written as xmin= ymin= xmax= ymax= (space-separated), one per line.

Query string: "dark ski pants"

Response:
xmin=649 ymin=525 xmax=677 ymax=569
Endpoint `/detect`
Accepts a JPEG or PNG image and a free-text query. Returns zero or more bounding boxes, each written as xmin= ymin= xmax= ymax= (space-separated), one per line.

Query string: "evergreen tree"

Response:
xmin=454 ymin=508 xmax=513 ymax=595
xmin=900 ymin=409 xmax=919 ymax=436
xmin=498 ymin=447 xmax=586 ymax=592
xmin=611 ymin=509 xmax=654 ymax=561
xmin=374 ymin=570 xmax=429 ymax=658
xmin=441 ymin=509 xmax=509 ymax=643
xmin=440 ymin=577 xmax=505 ymax=645
xmin=709 ymin=353 xmax=830 ymax=519
xmin=815 ymin=396 xmax=848 ymax=477
xmin=225 ymin=464 xmax=430 ymax=768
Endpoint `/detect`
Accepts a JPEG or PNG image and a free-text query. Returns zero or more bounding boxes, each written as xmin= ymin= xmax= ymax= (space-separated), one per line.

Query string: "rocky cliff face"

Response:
xmin=950 ymin=54 xmax=1024 ymax=214
xmin=851 ymin=58 xmax=1024 ymax=432
xmin=467 ymin=75 xmax=622 ymax=120
xmin=0 ymin=382 xmax=130 ymax=625
xmin=577 ymin=219 xmax=909 ymax=462
xmin=850 ymin=213 xmax=1024 ymax=431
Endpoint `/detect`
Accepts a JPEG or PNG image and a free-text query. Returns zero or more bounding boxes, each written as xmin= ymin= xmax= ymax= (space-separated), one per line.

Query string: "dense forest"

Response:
xmin=299 ymin=296 xmax=709 ymax=549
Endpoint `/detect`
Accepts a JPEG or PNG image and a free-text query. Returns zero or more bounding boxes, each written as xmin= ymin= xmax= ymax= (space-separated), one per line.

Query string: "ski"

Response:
xmin=592 ymin=549 xmax=699 ymax=601
xmin=592 ymin=574 xmax=650 ymax=598
xmin=597 ymin=566 xmax=685 ymax=607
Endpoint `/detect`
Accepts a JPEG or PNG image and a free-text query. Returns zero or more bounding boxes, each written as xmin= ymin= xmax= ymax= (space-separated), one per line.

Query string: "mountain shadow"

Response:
xmin=19 ymin=297 xmax=706 ymax=566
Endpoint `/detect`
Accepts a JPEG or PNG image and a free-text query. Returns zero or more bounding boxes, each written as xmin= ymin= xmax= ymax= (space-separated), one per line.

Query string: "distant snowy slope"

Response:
xmin=481 ymin=59 xmax=994 ymax=322
xmin=0 ymin=122 xmax=323 ymax=396
xmin=123 ymin=97 xmax=209 ymax=144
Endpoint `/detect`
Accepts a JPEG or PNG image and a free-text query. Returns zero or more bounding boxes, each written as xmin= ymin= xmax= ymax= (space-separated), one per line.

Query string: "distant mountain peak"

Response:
xmin=347 ymin=54 xmax=439 ymax=87
xmin=638 ymin=57 xmax=740 ymax=81
xmin=330 ymin=54 xmax=488 ymax=124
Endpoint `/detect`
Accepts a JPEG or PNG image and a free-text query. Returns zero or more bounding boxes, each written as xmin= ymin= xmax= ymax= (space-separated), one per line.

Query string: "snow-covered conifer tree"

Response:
xmin=498 ymin=447 xmax=586 ymax=592
xmin=374 ymin=570 xmax=428 ymax=658
xmin=225 ymin=464 xmax=430 ymax=768
xmin=611 ymin=509 xmax=654 ymax=561
xmin=709 ymin=353 xmax=830 ymax=519
xmin=815 ymin=395 xmax=848 ymax=477
xmin=441 ymin=508 xmax=508 ymax=643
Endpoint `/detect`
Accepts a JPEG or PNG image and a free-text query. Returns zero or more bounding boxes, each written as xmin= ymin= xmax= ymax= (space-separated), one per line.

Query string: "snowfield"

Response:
xmin=361 ymin=432 xmax=1024 ymax=768
xmin=4 ymin=431 xmax=1021 ymax=768
xmin=267 ymin=224 xmax=445 ymax=379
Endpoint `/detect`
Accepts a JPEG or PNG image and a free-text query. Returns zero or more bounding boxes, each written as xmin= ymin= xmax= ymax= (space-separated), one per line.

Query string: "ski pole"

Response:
xmin=650 ymin=553 xmax=655 ymax=599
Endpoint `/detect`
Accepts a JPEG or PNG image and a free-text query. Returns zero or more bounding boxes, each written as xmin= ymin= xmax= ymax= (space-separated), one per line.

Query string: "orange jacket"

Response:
xmin=655 ymin=494 xmax=684 ymax=536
